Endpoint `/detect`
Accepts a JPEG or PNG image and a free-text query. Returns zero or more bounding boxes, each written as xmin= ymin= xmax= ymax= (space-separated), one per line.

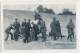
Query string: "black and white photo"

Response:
xmin=4 ymin=0 xmax=76 ymax=50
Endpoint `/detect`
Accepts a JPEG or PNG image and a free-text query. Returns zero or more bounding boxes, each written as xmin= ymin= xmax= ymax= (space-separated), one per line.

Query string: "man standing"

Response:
xmin=21 ymin=19 xmax=27 ymax=42
xmin=13 ymin=18 xmax=20 ymax=41
xmin=23 ymin=19 xmax=31 ymax=43
xmin=50 ymin=17 xmax=58 ymax=40
xmin=56 ymin=20 xmax=62 ymax=38
xmin=67 ymin=19 xmax=75 ymax=41
xmin=41 ymin=21 xmax=47 ymax=41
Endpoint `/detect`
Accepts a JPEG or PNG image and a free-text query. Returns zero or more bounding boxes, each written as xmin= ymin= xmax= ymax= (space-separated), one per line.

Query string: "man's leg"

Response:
xmin=35 ymin=33 xmax=38 ymax=40
xmin=27 ymin=36 xmax=29 ymax=43
xmin=42 ymin=32 xmax=46 ymax=41
xmin=10 ymin=32 xmax=14 ymax=40
xmin=23 ymin=35 xmax=27 ymax=43
xmin=5 ymin=33 xmax=9 ymax=41
xmin=53 ymin=33 xmax=57 ymax=40
xmin=67 ymin=32 xmax=70 ymax=40
xmin=70 ymin=35 xmax=72 ymax=41
xmin=14 ymin=34 xmax=18 ymax=41
xmin=23 ymin=38 xmax=26 ymax=43
xmin=72 ymin=32 xmax=74 ymax=39
xmin=67 ymin=35 xmax=69 ymax=40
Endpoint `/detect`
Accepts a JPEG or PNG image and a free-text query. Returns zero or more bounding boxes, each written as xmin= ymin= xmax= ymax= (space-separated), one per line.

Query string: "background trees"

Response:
xmin=37 ymin=5 xmax=55 ymax=14
xmin=58 ymin=9 xmax=76 ymax=15
xmin=36 ymin=5 xmax=75 ymax=15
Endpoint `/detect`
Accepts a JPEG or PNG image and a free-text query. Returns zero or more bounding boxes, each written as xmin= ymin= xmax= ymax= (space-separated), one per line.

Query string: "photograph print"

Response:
xmin=4 ymin=2 xmax=76 ymax=49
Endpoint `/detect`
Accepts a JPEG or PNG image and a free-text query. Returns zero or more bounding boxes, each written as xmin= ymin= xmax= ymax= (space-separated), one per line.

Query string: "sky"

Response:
xmin=3 ymin=0 xmax=77 ymax=13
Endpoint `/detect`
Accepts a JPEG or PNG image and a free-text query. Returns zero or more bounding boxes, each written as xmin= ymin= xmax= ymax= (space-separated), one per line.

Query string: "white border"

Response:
xmin=1 ymin=0 xmax=80 ymax=53
xmin=1 ymin=0 xmax=4 ymax=53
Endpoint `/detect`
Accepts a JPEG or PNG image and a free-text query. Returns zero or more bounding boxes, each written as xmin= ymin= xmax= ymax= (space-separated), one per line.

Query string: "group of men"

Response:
xmin=5 ymin=14 xmax=75 ymax=42
xmin=5 ymin=17 xmax=47 ymax=43
xmin=50 ymin=18 xmax=75 ymax=41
